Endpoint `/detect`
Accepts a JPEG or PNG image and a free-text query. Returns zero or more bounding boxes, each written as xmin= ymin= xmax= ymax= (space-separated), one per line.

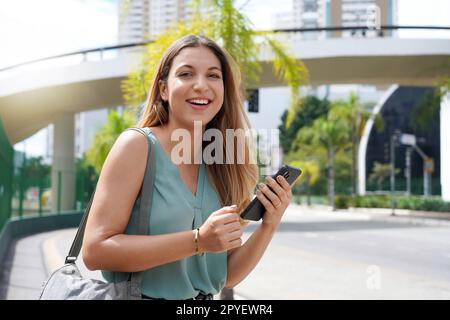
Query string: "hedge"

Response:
xmin=334 ymin=195 xmax=450 ymax=213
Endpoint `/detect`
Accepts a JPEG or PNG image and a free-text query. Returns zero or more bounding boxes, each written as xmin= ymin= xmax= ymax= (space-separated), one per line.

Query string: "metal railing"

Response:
xmin=1 ymin=25 xmax=449 ymax=73
xmin=270 ymin=25 xmax=450 ymax=33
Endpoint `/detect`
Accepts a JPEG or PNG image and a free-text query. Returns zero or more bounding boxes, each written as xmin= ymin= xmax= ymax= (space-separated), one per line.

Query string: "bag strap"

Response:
xmin=65 ymin=127 xmax=156 ymax=265
xmin=128 ymin=127 xmax=156 ymax=299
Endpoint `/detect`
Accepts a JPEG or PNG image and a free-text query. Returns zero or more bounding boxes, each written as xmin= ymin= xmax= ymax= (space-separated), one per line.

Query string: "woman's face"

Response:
xmin=160 ymin=46 xmax=225 ymax=129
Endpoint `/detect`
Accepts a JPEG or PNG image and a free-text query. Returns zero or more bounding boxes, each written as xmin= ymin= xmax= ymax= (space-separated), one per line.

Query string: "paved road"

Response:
xmin=1 ymin=205 xmax=450 ymax=299
xmin=236 ymin=206 xmax=450 ymax=299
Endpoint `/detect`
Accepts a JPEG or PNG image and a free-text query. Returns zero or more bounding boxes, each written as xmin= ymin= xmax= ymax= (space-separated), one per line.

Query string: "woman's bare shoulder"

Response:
xmin=100 ymin=130 xmax=149 ymax=180
xmin=113 ymin=129 xmax=149 ymax=155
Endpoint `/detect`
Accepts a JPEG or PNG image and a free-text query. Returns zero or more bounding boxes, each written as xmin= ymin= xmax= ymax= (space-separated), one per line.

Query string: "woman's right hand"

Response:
xmin=198 ymin=205 xmax=243 ymax=253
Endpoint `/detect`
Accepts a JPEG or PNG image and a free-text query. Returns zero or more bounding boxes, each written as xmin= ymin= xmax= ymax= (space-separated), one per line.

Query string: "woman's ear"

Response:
xmin=159 ymin=80 xmax=168 ymax=101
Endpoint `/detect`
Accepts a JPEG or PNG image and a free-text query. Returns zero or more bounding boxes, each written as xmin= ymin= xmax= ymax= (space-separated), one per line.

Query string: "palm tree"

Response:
xmin=289 ymin=159 xmax=320 ymax=206
xmin=411 ymin=76 xmax=450 ymax=131
xmin=328 ymin=93 xmax=381 ymax=196
xmin=294 ymin=115 xmax=349 ymax=210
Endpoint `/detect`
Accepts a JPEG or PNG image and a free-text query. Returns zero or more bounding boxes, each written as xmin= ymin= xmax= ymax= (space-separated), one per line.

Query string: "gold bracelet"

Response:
xmin=194 ymin=228 xmax=204 ymax=256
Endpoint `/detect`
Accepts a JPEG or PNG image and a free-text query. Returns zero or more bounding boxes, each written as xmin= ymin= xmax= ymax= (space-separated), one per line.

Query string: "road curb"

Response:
xmin=289 ymin=204 xmax=450 ymax=227
xmin=367 ymin=213 xmax=450 ymax=227
xmin=40 ymin=231 xmax=67 ymax=277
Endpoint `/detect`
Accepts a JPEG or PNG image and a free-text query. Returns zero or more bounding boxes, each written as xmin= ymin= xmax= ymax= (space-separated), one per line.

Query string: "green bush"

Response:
xmin=354 ymin=195 xmax=390 ymax=208
xmin=353 ymin=195 xmax=450 ymax=213
xmin=335 ymin=195 xmax=352 ymax=209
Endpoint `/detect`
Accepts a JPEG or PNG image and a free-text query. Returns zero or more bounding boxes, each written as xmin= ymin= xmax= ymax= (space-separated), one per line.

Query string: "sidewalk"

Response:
xmin=0 ymin=230 xmax=61 ymax=300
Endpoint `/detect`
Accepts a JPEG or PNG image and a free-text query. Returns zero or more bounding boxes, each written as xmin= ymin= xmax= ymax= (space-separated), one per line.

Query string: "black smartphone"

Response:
xmin=240 ymin=165 xmax=302 ymax=221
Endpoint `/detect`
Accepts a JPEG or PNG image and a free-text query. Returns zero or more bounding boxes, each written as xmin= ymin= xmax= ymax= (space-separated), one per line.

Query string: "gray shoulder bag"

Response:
xmin=39 ymin=127 xmax=155 ymax=300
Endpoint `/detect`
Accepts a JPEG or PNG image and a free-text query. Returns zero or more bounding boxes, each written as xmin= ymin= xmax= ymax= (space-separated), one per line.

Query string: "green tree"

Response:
xmin=329 ymin=93 xmax=381 ymax=196
xmin=293 ymin=111 xmax=350 ymax=209
xmin=14 ymin=155 xmax=51 ymax=215
xmin=85 ymin=109 xmax=136 ymax=174
xmin=289 ymin=159 xmax=320 ymax=206
xmin=22 ymin=156 xmax=51 ymax=187
xmin=411 ymin=76 xmax=450 ymax=131
xmin=279 ymin=95 xmax=330 ymax=154
xmin=75 ymin=155 xmax=99 ymax=208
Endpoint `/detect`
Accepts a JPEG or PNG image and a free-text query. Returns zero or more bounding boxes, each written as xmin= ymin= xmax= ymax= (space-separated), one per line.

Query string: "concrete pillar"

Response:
xmin=51 ymin=112 xmax=75 ymax=212
xmin=330 ymin=0 xmax=342 ymax=38
xmin=441 ymin=93 xmax=450 ymax=201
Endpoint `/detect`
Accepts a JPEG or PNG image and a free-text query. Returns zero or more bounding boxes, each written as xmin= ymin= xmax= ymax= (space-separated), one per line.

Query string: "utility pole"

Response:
xmin=405 ymin=147 xmax=412 ymax=196
xmin=390 ymin=131 xmax=399 ymax=216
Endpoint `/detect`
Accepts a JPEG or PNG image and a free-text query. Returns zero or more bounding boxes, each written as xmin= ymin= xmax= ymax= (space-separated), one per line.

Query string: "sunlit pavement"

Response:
xmin=236 ymin=205 xmax=450 ymax=299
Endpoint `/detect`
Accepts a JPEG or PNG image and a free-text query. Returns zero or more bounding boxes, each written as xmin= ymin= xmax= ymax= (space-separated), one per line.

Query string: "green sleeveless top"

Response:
xmin=102 ymin=129 xmax=227 ymax=299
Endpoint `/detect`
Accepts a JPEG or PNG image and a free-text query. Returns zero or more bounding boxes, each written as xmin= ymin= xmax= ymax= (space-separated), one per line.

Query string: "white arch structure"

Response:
xmin=358 ymin=84 xmax=399 ymax=195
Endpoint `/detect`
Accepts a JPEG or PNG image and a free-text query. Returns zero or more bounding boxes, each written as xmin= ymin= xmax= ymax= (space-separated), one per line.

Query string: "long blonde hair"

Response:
xmin=137 ymin=35 xmax=258 ymax=211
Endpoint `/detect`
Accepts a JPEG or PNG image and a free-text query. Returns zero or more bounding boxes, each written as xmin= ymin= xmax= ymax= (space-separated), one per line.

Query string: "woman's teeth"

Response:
xmin=188 ymin=99 xmax=209 ymax=105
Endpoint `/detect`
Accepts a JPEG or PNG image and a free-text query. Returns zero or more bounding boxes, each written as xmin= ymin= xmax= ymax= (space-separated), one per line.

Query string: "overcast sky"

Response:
xmin=3 ymin=0 xmax=449 ymax=156
xmin=0 ymin=0 xmax=118 ymax=69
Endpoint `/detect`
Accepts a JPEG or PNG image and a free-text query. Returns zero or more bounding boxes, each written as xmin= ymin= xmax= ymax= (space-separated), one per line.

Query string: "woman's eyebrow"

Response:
xmin=208 ymin=66 xmax=222 ymax=72
xmin=176 ymin=64 xmax=222 ymax=72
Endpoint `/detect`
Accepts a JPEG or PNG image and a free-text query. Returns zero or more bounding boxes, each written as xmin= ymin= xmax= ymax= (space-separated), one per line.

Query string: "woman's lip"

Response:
xmin=187 ymin=101 xmax=211 ymax=110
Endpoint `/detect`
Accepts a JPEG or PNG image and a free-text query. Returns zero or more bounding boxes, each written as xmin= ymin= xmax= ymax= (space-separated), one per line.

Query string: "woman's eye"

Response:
xmin=209 ymin=74 xmax=221 ymax=79
xmin=178 ymin=72 xmax=192 ymax=77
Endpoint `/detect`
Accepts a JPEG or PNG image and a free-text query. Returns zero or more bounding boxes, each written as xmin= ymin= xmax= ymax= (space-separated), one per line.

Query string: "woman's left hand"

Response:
xmin=256 ymin=175 xmax=293 ymax=231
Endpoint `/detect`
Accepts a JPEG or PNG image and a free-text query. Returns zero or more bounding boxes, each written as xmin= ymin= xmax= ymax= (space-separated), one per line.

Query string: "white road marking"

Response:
xmin=304 ymin=232 xmax=319 ymax=238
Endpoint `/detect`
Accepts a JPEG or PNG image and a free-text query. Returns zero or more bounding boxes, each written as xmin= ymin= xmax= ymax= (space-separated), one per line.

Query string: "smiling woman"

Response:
xmin=81 ymin=35 xmax=294 ymax=300
xmin=158 ymin=46 xmax=224 ymax=128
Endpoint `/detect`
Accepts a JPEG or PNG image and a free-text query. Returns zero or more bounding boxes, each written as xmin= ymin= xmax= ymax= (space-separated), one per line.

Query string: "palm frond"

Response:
xmin=264 ymin=36 xmax=309 ymax=128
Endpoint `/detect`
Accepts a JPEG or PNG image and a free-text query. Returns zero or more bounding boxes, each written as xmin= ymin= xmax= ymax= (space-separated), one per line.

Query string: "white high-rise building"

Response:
xmin=74 ymin=109 xmax=109 ymax=159
xmin=335 ymin=0 xmax=398 ymax=38
xmin=118 ymin=0 xmax=150 ymax=43
xmin=118 ymin=0 xmax=201 ymax=43
xmin=149 ymin=0 xmax=191 ymax=39
xmin=272 ymin=1 xmax=397 ymax=120
xmin=287 ymin=0 xmax=397 ymax=40
xmin=292 ymin=0 xmax=327 ymax=40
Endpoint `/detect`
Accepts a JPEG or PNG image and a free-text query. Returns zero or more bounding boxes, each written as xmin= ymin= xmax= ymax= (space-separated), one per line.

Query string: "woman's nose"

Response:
xmin=193 ymin=76 xmax=208 ymax=91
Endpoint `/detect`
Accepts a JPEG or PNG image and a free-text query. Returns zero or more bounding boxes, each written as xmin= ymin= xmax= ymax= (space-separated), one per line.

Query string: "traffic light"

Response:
xmin=247 ymin=89 xmax=259 ymax=113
